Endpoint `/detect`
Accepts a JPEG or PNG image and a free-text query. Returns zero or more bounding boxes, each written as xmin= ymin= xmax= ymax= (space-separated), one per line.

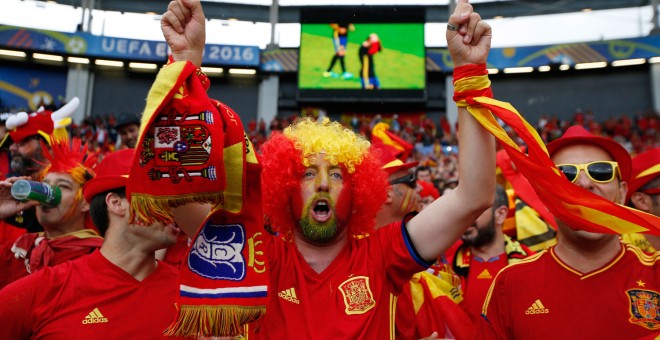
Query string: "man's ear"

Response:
xmin=385 ymin=186 xmax=394 ymax=204
xmin=80 ymin=197 xmax=90 ymax=213
xmin=630 ymin=192 xmax=651 ymax=212
xmin=105 ymin=192 xmax=127 ymax=216
xmin=494 ymin=205 xmax=509 ymax=225
xmin=617 ymin=181 xmax=628 ymax=205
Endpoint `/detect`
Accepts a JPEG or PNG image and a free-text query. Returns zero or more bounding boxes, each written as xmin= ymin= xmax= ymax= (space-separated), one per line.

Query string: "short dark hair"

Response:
xmin=115 ymin=112 xmax=141 ymax=130
xmin=494 ymin=183 xmax=509 ymax=209
xmin=416 ymin=166 xmax=432 ymax=175
xmin=89 ymin=188 xmax=126 ymax=237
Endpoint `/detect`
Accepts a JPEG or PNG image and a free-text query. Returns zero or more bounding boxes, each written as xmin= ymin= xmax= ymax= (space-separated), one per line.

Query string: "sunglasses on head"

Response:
xmin=389 ymin=173 xmax=417 ymax=189
xmin=556 ymin=161 xmax=621 ymax=184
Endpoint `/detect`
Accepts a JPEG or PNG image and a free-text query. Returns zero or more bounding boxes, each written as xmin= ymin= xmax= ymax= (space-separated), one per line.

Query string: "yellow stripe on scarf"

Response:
xmin=454 ymin=74 xmax=491 ymax=92
xmin=560 ymin=201 xmax=652 ymax=234
xmin=138 ymin=61 xmax=188 ymax=145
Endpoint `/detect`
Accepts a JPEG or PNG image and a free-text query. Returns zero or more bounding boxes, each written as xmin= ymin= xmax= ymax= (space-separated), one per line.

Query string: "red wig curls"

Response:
xmin=260 ymin=117 xmax=387 ymax=239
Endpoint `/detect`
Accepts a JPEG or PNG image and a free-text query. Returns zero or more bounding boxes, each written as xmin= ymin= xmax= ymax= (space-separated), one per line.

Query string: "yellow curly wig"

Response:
xmin=284 ymin=117 xmax=370 ymax=174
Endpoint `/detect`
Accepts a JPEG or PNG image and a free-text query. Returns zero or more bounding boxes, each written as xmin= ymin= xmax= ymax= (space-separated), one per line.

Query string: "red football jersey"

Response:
xmin=0 ymin=250 xmax=179 ymax=339
xmin=246 ymin=222 xmax=429 ymax=339
xmin=482 ymin=243 xmax=660 ymax=339
xmin=462 ymin=253 xmax=509 ymax=318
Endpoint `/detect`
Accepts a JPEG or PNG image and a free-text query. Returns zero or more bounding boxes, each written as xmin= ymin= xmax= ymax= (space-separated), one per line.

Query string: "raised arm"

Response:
xmin=406 ymin=0 xmax=495 ymax=261
xmin=161 ymin=0 xmax=212 ymax=237
xmin=161 ymin=0 xmax=206 ymax=67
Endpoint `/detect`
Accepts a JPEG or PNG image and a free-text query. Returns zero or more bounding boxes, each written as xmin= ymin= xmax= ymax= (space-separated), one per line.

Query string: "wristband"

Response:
xmin=452 ymin=63 xmax=493 ymax=106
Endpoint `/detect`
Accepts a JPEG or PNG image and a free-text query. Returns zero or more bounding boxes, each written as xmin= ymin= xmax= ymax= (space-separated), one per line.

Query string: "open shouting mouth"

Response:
xmin=310 ymin=199 xmax=333 ymax=223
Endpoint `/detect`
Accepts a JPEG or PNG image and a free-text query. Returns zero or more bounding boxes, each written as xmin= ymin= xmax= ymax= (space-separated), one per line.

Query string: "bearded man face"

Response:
xmin=294 ymin=154 xmax=352 ymax=245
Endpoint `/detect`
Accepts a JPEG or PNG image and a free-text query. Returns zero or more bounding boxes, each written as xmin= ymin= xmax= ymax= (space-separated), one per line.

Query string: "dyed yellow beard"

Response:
xmin=298 ymin=193 xmax=338 ymax=244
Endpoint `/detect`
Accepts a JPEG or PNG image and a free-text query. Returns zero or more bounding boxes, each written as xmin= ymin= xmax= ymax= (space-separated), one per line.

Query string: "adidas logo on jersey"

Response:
xmin=525 ymin=299 xmax=549 ymax=315
xmin=278 ymin=288 xmax=300 ymax=304
xmin=477 ymin=269 xmax=492 ymax=279
xmin=82 ymin=308 xmax=109 ymax=324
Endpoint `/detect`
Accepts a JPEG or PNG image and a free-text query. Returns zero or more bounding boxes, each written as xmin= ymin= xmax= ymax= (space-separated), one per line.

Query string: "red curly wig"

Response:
xmin=260 ymin=117 xmax=387 ymax=239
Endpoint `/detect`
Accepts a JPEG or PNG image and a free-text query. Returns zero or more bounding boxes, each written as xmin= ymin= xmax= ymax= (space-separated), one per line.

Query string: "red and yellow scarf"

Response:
xmin=454 ymin=64 xmax=659 ymax=236
xmin=127 ymin=61 xmax=267 ymax=337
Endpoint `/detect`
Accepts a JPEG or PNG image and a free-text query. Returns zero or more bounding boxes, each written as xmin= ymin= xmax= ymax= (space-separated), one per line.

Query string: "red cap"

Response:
xmin=376 ymin=147 xmax=418 ymax=174
xmin=418 ymin=180 xmax=440 ymax=199
xmin=83 ymin=149 xmax=135 ymax=203
xmin=546 ymin=125 xmax=632 ymax=182
xmin=626 ymin=147 xmax=660 ymax=203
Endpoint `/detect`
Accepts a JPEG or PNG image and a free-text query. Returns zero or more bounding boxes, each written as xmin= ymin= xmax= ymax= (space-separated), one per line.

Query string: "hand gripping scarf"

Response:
xmin=453 ymin=64 xmax=660 ymax=235
xmin=127 ymin=61 xmax=266 ymax=337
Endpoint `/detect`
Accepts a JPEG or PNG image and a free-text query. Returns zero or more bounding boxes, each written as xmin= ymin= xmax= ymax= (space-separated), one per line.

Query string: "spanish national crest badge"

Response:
xmin=140 ymin=109 xmax=218 ymax=184
xmin=626 ymin=289 xmax=660 ymax=330
xmin=338 ymin=276 xmax=376 ymax=315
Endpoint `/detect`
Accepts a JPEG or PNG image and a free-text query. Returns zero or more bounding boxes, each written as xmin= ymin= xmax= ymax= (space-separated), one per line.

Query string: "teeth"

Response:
xmin=317 ymin=202 xmax=328 ymax=206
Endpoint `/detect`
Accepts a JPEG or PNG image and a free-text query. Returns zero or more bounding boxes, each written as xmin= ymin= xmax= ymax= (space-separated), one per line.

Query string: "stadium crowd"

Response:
xmin=0 ymin=0 xmax=658 ymax=339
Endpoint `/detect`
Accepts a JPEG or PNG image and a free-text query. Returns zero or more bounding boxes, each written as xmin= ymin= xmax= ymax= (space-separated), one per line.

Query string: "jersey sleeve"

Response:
xmin=379 ymin=220 xmax=433 ymax=294
xmin=0 ymin=269 xmax=47 ymax=339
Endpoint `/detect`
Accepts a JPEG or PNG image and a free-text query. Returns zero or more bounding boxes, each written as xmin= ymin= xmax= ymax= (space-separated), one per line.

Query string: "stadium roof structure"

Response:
xmin=49 ymin=0 xmax=650 ymax=23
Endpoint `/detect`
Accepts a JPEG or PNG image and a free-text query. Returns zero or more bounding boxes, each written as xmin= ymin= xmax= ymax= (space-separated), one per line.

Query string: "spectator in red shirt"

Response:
xmin=482 ymin=126 xmax=658 ymax=339
xmin=624 ymin=147 xmax=660 ymax=252
xmin=449 ymin=184 xmax=533 ymax=319
xmin=162 ymin=0 xmax=495 ymax=337
xmin=0 ymin=137 xmax=102 ymax=289
xmin=0 ymin=148 xmax=180 ymax=339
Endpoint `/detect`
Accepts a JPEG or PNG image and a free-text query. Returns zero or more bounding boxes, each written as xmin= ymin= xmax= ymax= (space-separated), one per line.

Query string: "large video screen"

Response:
xmin=298 ymin=22 xmax=426 ymax=101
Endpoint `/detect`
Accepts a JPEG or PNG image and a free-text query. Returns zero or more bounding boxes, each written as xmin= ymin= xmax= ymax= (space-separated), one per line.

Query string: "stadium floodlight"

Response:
xmin=68 ymin=57 xmax=90 ymax=64
xmin=33 ymin=53 xmax=64 ymax=62
xmin=95 ymin=59 xmax=124 ymax=67
xmin=128 ymin=62 xmax=157 ymax=70
xmin=201 ymin=67 xmax=224 ymax=75
xmin=503 ymin=67 xmax=533 ymax=74
xmin=649 ymin=57 xmax=660 ymax=64
xmin=229 ymin=68 xmax=257 ymax=75
xmin=0 ymin=49 xmax=26 ymax=58
xmin=487 ymin=68 xmax=499 ymax=74
xmin=559 ymin=64 xmax=570 ymax=71
xmin=538 ymin=65 xmax=551 ymax=72
xmin=574 ymin=61 xmax=607 ymax=70
xmin=611 ymin=58 xmax=646 ymax=67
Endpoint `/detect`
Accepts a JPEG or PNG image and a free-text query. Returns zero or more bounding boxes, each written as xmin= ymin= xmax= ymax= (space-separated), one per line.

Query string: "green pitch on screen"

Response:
xmin=299 ymin=23 xmax=426 ymax=90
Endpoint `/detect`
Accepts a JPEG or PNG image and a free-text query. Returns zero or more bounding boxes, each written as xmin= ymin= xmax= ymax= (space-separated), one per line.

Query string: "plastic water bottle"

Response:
xmin=10 ymin=179 xmax=61 ymax=207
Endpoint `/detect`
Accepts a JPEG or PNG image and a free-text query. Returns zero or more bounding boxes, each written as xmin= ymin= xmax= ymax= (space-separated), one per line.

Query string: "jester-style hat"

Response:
xmin=0 ymin=97 xmax=78 ymax=148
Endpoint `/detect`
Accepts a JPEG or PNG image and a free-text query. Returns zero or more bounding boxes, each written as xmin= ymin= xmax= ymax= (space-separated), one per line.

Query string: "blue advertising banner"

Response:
xmin=0 ymin=25 xmax=260 ymax=67
xmin=426 ymin=35 xmax=660 ymax=71
xmin=0 ymin=64 xmax=67 ymax=112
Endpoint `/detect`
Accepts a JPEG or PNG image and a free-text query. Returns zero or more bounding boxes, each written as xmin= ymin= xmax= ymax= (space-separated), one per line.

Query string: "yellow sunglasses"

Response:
xmin=556 ymin=161 xmax=621 ymax=184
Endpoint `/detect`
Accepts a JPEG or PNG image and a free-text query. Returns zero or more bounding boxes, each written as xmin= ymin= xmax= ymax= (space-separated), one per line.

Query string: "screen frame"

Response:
xmin=297 ymin=6 xmax=427 ymax=103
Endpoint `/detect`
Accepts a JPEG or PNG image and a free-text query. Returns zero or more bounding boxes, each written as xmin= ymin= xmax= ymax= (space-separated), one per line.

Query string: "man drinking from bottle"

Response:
xmin=0 ymin=137 xmax=102 ymax=289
